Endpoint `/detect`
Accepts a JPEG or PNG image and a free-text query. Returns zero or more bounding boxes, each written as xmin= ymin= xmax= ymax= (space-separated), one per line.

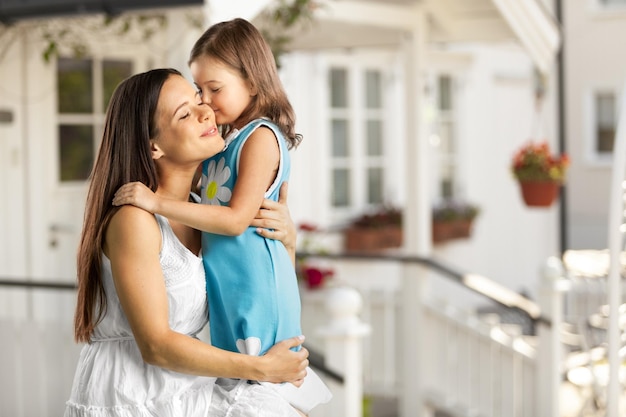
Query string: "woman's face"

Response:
xmin=190 ymin=55 xmax=254 ymax=127
xmin=152 ymin=74 xmax=224 ymax=165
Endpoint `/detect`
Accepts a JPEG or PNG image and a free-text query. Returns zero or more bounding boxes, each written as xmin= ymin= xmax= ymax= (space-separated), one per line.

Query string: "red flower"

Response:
xmin=302 ymin=266 xmax=334 ymax=289
xmin=298 ymin=222 xmax=318 ymax=232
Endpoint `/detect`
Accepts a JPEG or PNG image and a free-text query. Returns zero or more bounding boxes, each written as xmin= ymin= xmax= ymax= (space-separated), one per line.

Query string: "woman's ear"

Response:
xmin=150 ymin=140 xmax=164 ymax=160
xmin=249 ymin=82 xmax=258 ymax=97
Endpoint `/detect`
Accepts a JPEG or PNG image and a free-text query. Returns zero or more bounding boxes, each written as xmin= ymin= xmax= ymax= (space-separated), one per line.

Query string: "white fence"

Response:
xmin=2 ymin=254 xmax=618 ymax=417
xmin=300 ymin=257 xmax=545 ymax=417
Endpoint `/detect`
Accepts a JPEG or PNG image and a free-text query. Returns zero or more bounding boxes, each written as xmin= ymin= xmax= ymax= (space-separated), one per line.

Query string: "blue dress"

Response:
xmin=200 ymin=119 xmax=331 ymax=413
xmin=200 ymin=119 xmax=301 ymax=356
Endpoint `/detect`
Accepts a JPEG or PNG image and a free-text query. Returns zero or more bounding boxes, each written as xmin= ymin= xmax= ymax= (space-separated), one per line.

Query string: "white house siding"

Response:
xmin=565 ymin=2 xmax=626 ymax=249
xmin=431 ymin=42 xmax=561 ymax=306
xmin=0 ymin=4 xmax=565 ymax=313
xmin=281 ymin=42 xmax=560 ymax=308
xmin=0 ymin=8 xmax=198 ymax=322
xmin=0 ymin=31 xmax=28 ymax=282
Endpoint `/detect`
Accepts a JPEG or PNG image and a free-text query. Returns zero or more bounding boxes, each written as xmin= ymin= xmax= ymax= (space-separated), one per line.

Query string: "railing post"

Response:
xmin=318 ymin=286 xmax=371 ymax=417
xmin=537 ymin=256 xmax=570 ymax=417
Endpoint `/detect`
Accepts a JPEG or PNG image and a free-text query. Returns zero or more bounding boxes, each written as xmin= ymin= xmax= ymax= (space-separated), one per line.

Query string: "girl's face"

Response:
xmin=152 ymin=74 xmax=224 ymax=165
xmin=190 ymin=55 xmax=255 ymax=128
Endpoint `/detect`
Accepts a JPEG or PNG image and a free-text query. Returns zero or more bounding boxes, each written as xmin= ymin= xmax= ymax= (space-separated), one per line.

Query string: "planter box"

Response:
xmin=343 ymin=226 xmax=403 ymax=252
xmin=344 ymin=220 xmax=474 ymax=250
xmin=432 ymin=220 xmax=474 ymax=244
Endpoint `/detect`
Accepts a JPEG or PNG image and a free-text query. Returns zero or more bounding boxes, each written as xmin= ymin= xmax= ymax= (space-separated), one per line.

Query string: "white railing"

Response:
xmin=0 ymin=257 xmax=599 ymax=417
xmin=300 ymin=256 xmax=564 ymax=417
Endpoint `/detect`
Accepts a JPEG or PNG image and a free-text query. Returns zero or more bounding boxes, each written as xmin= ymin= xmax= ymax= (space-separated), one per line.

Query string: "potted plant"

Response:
xmin=511 ymin=141 xmax=570 ymax=207
xmin=432 ymin=200 xmax=480 ymax=243
xmin=343 ymin=205 xmax=403 ymax=252
xmin=296 ymin=223 xmax=335 ymax=289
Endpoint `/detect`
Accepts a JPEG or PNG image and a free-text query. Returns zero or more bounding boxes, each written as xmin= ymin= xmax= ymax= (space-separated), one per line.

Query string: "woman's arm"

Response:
xmin=105 ymin=206 xmax=308 ymax=383
xmin=112 ymin=128 xmax=280 ymax=236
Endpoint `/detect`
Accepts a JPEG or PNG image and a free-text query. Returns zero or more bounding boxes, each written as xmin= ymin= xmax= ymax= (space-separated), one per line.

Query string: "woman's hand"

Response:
xmin=252 ymin=182 xmax=297 ymax=259
xmin=258 ymin=335 xmax=309 ymax=386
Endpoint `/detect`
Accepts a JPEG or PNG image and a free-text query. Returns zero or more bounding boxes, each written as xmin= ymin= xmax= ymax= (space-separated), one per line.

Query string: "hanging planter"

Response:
xmin=518 ymin=180 xmax=560 ymax=207
xmin=511 ymin=141 xmax=569 ymax=208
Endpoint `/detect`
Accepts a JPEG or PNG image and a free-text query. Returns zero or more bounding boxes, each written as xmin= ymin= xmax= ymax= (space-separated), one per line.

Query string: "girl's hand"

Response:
xmin=252 ymin=182 xmax=296 ymax=252
xmin=113 ymin=182 xmax=160 ymax=213
xmin=258 ymin=335 xmax=308 ymax=386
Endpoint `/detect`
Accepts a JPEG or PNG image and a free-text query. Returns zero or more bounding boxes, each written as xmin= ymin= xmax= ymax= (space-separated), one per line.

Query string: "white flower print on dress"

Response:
xmin=202 ymin=157 xmax=232 ymax=205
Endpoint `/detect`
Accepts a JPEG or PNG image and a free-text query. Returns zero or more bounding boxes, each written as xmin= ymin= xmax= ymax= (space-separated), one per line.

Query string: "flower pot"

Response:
xmin=432 ymin=219 xmax=474 ymax=243
xmin=432 ymin=222 xmax=456 ymax=243
xmin=343 ymin=226 xmax=403 ymax=252
xmin=518 ymin=180 xmax=560 ymax=207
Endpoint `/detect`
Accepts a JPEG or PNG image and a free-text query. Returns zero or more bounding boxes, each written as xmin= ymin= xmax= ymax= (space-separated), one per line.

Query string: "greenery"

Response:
xmin=511 ymin=141 xmax=569 ymax=183
xmin=432 ymin=200 xmax=479 ymax=223
xmin=9 ymin=0 xmax=317 ymax=64
xmin=35 ymin=14 xmax=167 ymax=63
xmin=258 ymin=0 xmax=320 ymax=67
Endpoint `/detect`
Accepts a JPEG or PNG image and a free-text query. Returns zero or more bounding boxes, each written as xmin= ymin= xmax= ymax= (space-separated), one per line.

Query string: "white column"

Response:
xmin=537 ymin=256 xmax=570 ymax=417
xmin=401 ymin=5 xmax=431 ymax=417
xmin=164 ymin=9 xmax=203 ymax=80
xmin=318 ymin=286 xmax=370 ymax=417
xmin=605 ymin=81 xmax=626 ymax=417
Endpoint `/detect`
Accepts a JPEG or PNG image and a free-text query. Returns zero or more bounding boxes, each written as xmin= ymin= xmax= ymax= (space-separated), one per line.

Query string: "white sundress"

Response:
xmin=64 ymin=214 xmax=300 ymax=417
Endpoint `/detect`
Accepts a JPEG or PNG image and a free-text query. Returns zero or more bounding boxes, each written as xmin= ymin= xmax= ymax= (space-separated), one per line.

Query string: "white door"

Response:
xmin=23 ymin=56 xmax=136 ymax=321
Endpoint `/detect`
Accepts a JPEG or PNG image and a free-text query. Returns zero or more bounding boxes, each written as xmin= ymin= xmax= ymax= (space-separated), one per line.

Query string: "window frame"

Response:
xmin=55 ymin=56 xmax=135 ymax=186
xmin=584 ymin=85 xmax=621 ymax=167
xmin=324 ymin=51 xmax=398 ymax=224
xmin=589 ymin=0 xmax=626 ymax=17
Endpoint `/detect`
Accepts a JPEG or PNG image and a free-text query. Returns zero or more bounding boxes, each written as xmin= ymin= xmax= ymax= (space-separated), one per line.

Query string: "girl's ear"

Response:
xmin=150 ymin=140 xmax=164 ymax=160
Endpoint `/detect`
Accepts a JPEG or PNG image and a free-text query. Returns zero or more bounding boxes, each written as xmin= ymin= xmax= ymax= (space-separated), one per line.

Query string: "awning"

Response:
xmin=259 ymin=0 xmax=561 ymax=75
xmin=0 ymin=0 xmax=202 ymax=22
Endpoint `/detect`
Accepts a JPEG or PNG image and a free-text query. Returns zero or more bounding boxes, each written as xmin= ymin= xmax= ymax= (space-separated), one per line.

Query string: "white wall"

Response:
xmin=429 ymin=43 xmax=560 ymax=306
xmin=283 ymin=42 xmax=560 ymax=307
xmin=0 ymin=32 xmax=28 ymax=280
xmin=565 ymin=2 xmax=626 ymax=249
xmin=0 ymin=7 xmax=564 ymax=312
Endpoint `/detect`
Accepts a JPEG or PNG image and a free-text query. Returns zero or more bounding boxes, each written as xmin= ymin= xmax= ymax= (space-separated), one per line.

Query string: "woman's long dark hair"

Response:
xmin=74 ymin=68 xmax=182 ymax=343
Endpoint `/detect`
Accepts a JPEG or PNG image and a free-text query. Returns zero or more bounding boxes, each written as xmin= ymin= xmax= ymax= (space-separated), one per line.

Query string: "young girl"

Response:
xmin=113 ymin=18 xmax=331 ymax=415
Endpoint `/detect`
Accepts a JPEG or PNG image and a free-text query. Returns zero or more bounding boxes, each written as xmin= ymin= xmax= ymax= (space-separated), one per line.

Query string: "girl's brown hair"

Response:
xmin=189 ymin=18 xmax=302 ymax=148
xmin=74 ymin=68 xmax=181 ymax=343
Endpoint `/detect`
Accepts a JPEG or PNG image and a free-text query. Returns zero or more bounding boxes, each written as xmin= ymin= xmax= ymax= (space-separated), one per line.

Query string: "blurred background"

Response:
xmin=1 ymin=1 xmax=625 ymax=416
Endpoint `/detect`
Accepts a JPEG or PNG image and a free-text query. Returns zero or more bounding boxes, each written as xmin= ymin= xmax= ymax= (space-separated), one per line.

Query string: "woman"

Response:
xmin=64 ymin=68 xmax=307 ymax=417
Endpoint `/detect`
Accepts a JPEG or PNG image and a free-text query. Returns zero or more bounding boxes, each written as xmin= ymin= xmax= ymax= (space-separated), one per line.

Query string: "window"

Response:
xmin=586 ymin=88 xmax=619 ymax=164
xmin=429 ymin=74 xmax=458 ymax=199
xmin=595 ymin=91 xmax=616 ymax=154
xmin=591 ymin=0 xmax=626 ymax=14
xmin=57 ymin=57 xmax=132 ymax=182
xmin=328 ymin=65 xmax=386 ymax=212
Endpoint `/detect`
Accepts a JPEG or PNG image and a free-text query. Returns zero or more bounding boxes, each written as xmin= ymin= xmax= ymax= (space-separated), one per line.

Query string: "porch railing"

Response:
xmin=297 ymin=252 xmax=562 ymax=417
xmin=0 ymin=251 xmax=573 ymax=417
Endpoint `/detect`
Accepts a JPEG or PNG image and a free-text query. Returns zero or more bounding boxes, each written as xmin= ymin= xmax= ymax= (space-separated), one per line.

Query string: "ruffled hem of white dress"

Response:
xmin=64 ymin=386 xmax=213 ymax=417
